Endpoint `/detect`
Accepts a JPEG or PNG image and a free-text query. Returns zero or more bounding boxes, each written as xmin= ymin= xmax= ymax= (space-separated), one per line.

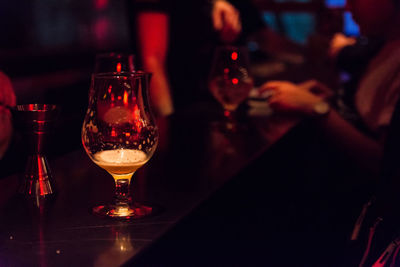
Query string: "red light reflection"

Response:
xmin=231 ymin=52 xmax=238 ymax=60
xmin=123 ymin=91 xmax=128 ymax=105
xmin=132 ymin=105 xmax=142 ymax=132
xmin=116 ymin=62 xmax=122 ymax=73
xmin=38 ymin=157 xmax=45 ymax=195
xmin=232 ymin=78 xmax=239 ymax=85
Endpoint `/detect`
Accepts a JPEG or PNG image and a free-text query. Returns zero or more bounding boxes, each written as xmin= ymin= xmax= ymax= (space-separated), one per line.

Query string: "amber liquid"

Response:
xmin=93 ymin=149 xmax=148 ymax=175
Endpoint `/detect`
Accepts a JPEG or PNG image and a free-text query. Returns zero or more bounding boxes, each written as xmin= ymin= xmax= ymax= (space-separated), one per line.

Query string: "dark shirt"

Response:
xmin=336 ymin=37 xmax=384 ymax=109
xmin=128 ymin=0 xmax=265 ymax=111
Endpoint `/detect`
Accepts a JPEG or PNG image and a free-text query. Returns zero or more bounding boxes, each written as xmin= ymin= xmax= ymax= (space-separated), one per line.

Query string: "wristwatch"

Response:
xmin=312 ymin=101 xmax=331 ymax=117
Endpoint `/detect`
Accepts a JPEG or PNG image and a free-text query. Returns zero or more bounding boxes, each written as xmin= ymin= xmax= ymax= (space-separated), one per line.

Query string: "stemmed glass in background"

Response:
xmin=94 ymin=53 xmax=136 ymax=73
xmin=209 ymin=46 xmax=253 ymax=130
xmin=82 ymin=72 xmax=158 ymax=219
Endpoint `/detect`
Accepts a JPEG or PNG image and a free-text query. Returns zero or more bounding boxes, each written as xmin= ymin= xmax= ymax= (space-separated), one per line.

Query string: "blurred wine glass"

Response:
xmin=209 ymin=46 xmax=253 ymax=130
xmin=94 ymin=53 xmax=136 ymax=74
xmin=82 ymin=72 xmax=158 ymax=219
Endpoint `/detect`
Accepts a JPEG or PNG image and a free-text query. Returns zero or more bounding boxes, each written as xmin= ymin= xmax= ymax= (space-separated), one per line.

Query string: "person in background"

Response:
xmin=0 ymin=71 xmax=15 ymax=160
xmin=260 ymin=0 xmax=400 ymax=176
xmin=328 ymin=32 xmax=357 ymax=60
xmin=131 ymin=0 xmax=267 ymax=117
xmin=329 ymin=33 xmax=384 ymax=115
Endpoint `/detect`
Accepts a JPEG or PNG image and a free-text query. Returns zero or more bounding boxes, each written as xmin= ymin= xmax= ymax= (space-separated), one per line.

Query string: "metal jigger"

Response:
xmin=12 ymin=104 xmax=59 ymax=205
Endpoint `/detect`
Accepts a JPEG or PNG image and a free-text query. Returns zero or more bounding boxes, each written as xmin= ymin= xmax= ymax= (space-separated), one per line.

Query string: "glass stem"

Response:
xmin=112 ymin=173 xmax=134 ymax=210
xmin=224 ymin=109 xmax=235 ymax=130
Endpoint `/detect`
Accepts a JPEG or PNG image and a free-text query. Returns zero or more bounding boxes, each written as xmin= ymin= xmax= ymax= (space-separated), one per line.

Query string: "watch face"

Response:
xmin=313 ymin=101 xmax=330 ymax=116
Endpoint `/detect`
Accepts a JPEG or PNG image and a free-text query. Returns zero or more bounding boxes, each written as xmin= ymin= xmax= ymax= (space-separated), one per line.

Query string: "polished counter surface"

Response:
xmin=0 ymin=103 xmax=296 ymax=266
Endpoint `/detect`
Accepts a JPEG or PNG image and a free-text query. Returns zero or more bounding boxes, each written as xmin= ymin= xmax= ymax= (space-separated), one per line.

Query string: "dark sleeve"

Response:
xmin=229 ymin=0 xmax=266 ymax=35
xmin=337 ymin=37 xmax=384 ymax=74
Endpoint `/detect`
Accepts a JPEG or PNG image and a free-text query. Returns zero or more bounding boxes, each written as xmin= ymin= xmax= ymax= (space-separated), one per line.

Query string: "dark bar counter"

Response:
xmin=0 ymin=101 xmax=300 ymax=266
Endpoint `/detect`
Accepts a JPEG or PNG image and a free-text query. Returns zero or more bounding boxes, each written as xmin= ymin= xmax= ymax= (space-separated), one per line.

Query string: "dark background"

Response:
xmin=0 ymin=0 xmax=357 ymax=175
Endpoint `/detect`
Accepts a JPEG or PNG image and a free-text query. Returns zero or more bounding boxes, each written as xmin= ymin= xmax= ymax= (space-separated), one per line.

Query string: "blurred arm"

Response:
xmin=136 ymin=12 xmax=174 ymax=117
xmin=261 ymin=80 xmax=382 ymax=175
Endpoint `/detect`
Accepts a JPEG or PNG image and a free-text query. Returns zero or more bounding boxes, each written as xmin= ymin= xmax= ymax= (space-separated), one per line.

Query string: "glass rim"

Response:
xmin=93 ymin=71 xmax=152 ymax=79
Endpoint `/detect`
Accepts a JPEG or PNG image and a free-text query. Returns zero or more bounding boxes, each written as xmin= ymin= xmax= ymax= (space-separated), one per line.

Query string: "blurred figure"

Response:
xmin=328 ymin=32 xmax=357 ymax=59
xmin=261 ymin=0 xmax=400 ymax=175
xmin=0 ymin=71 xmax=16 ymax=159
xmin=211 ymin=0 xmax=242 ymax=44
xmin=131 ymin=0 xmax=266 ymax=116
xmin=329 ymin=34 xmax=384 ymax=114
xmin=257 ymin=2 xmax=400 ymax=265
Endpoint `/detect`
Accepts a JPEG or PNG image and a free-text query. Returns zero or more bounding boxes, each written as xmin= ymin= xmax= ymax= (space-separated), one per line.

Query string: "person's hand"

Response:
xmin=260 ymin=81 xmax=323 ymax=116
xmin=212 ymin=0 xmax=242 ymax=43
xmin=298 ymin=79 xmax=334 ymax=100
xmin=329 ymin=33 xmax=356 ymax=59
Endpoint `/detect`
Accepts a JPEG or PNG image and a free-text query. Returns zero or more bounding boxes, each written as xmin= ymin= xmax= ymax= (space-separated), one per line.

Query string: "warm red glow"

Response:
xmin=123 ymin=91 xmax=128 ymax=105
xmin=224 ymin=110 xmax=231 ymax=117
xmin=37 ymin=156 xmax=44 ymax=195
xmin=94 ymin=17 xmax=110 ymax=44
xmin=232 ymin=78 xmax=239 ymax=85
xmin=111 ymin=93 xmax=115 ymax=102
xmin=116 ymin=62 xmax=122 ymax=73
xmin=111 ymin=129 xmax=117 ymax=137
xmin=94 ymin=0 xmax=108 ymax=10
xmin=132 ymin=105 xmax=142 ymax=132
xmin=135 ymin=205 xmax=152 ymax=215
xmin=108 ymin=85 xmax=112 ymax=94
xmin=117 ymin=96 xmax=122 ymax=101
xmin=125 ymin=132 xmax=131 ymax=137
xmin=231 ymin=52 xmax=238 ymax=60
xmin=224 ymin=68 xmax=229 ymax=74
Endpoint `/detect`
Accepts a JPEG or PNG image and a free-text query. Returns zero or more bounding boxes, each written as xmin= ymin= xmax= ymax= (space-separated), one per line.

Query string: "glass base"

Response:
xmin=92 ymin=203 xmax=153 ymax=219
